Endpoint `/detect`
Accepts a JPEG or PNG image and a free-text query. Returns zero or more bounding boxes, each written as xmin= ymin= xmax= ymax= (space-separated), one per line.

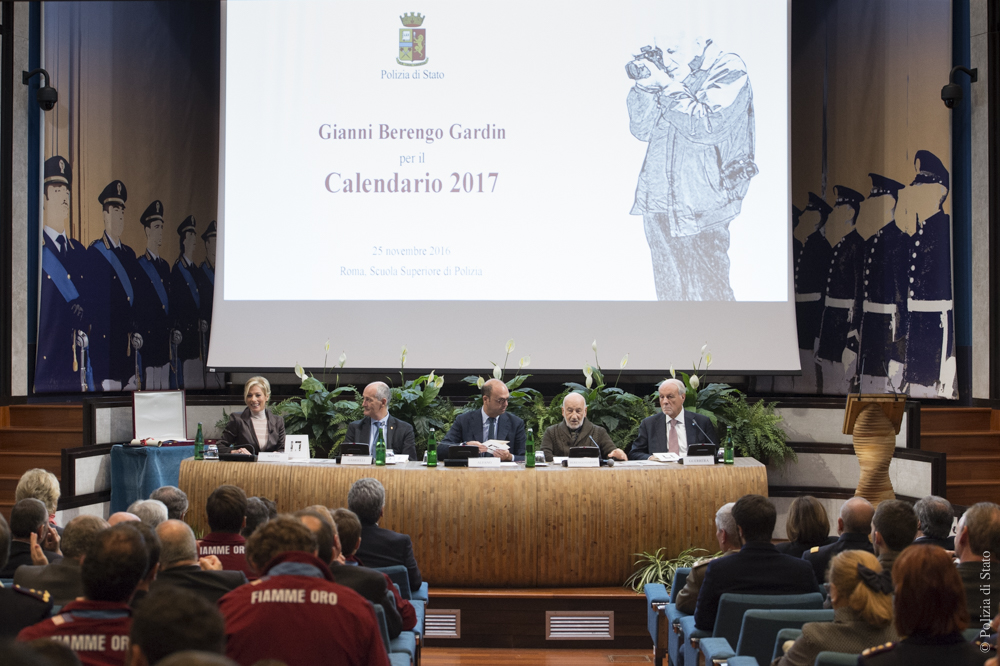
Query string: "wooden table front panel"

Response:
xmin=179 ymin=458 xmax=767 ymax=587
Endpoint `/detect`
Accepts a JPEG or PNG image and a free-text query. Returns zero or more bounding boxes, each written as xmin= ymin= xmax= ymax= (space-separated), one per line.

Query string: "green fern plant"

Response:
xmin=388 ymin=373 xmax=455 ymax=457
xmin=272 ymin=376 xmax=362 ymax=457
xmin=718 ymin=393 xmax=796 ymax=466
xmin=625 ymin=547 xmax=717 ymax=593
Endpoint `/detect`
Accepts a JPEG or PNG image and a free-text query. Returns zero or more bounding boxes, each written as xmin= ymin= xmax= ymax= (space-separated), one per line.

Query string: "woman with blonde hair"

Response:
xmin=15 ymin=468 xmax=62 ymax=530
xmin=773 ymin=549 xmax=897 ymax=666
xmin=219 ymin=376 xmax=285 ymax=455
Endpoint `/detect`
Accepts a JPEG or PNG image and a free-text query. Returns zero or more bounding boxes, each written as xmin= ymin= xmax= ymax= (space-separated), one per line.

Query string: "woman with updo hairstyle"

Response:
xmin=858 ymin=544 xmax=993 ymax=665
xmin=776 ymin=495 xmax=836 ymax=557
xmin=773 ymin=549 xmax=897 ymax=666
xmin=219 ymin=376 xmax=286 ymax=455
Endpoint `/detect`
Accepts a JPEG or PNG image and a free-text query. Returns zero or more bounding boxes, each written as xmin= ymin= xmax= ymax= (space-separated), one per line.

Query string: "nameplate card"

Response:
xmin=342 ymin=455 xmax=373 ymax=465
xmin=285 ymin=435 xmax=310 ymax=460
xmin=468 ymin=456 xmax=502 ymax=467
xmin=257 ymin=452 xmax=288 ymax=463
xmin=684 ymin=455 xmax=716 ymax=466
xmin=566 ymin=457 xmax=600 ymax=468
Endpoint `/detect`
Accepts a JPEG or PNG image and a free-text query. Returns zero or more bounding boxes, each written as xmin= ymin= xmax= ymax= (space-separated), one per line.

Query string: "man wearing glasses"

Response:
xmin=438 ymin=379 xmax=526 ymax=461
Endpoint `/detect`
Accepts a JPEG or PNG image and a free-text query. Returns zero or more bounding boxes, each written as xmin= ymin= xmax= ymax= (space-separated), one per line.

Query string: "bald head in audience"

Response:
xmin=838 ymin=497 xmax=875 ymax=535
xmin=156 ymin=519 xmax=201 ymax=570
xmin=128 ymin=499 xmax=169 ymax=528
xmin=108 ymin=512 xmax=140 ymax=526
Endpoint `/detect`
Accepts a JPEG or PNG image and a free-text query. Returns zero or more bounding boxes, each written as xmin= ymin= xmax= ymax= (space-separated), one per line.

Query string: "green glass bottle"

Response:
xmin=426 ymin=428 xmax=438 ymax=467
xmin=525 ymin=428 xmax=535 ymax=468
xmin=194 ymin=422 xmax=204 ymax=461
xmin=724 ymin=432 xmax=735 ymax=465
xmin=375 ymin=427 xmax=386 ymax=466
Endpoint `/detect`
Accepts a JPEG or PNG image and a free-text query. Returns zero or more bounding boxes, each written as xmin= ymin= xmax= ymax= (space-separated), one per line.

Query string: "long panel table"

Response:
xmin=178 ymin=458 xmax=767 ymax=587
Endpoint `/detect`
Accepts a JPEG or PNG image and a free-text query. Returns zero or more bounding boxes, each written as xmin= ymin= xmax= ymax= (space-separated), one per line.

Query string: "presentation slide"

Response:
xmin=210 ymin=0 xmax=798 ymax=373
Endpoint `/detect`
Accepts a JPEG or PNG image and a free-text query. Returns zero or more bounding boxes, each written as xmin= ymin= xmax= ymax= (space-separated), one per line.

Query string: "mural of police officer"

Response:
xmin=170 ymin=216 xmax=206 ymax=389
xmin=133 ymin=200 xmax=177 ymax=390
xmin=86 ymin=180 xmax=141 ymax=391
xmin=35 ymin=156 xmax=94 ymax=392
xmin=197 ymin=220 xmax=223 ymax=389
xmin=791 ymin=192 xmax=834 ymax=393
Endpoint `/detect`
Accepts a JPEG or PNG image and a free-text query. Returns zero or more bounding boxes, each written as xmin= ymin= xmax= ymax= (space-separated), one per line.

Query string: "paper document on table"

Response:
xmin=650 ymin=452 xmax=680 ymax=463
xmin=484 ymin=439 xmax=509 ymax=453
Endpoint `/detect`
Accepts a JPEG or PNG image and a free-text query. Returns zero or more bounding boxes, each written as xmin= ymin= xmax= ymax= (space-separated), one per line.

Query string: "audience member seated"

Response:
xmin=348 ymin=477 xmax=423 ymax=591
xmin=333 ymin=507 xmax=417 ymax=632
xmin=802 ymin=496 xmax=874 ymax=583
xmin=859 ymin=545 xmax=994 ymax=665
xmin=197 ymin=485 xmax=255 ymax=580
xmin=150 ymin=520 xmax=246 ymax=605
xmin=954 ymin=502 xmax=1000 ymax=623
xmin=242 ymin=497 xmax=276 ymax=540
xmin=345 ymin=381 xmax=419 ymax=460
xmin=218 ymin=376 xmax=286 ymax=455
xmin=14 ymin=515 xmax=108 ymax=606
xmin=0 ymin=515 xmax=52 ymax=640
xmin=129 ymin=586 xmax=226 ymax=666
xmin=149 ymin=486 xmax=189 ymax=522
xmin=18 ymin=524 xmax=149 ymax=666
xmin=674 ymin=502 xmax=742 ymax=614
xmin=126 ymin=523 xmax=160 ymax=607
xmin=871 ymin=499 xmax=918 ymax=575
xmin=295 ymin=509 xmax=403 ymax=638
xmin=15 ymin=469 xmax=63 ymax=534
xmin=158 ymin=652 xmax=237 ymax=666
xmin=694 ymin=494 xmax=819 ymax=631
xmin=27 ymin=638 xmax=84 ymax=666
xmin=217 ymin=516 xmax=389 ymax=666
xmin=107 ymin=513 xmax=139 ymax=527
xmin=776 ymin=495 xmax=836 ymax=558
xmin=913 ymin=495 xmax=955 ymax=550
xmin=0 ymin=640 xmax=63 ymax=666
xmin=0 ymin=499 xmax=63 ymax=578
xmin=127 ymin=500 xmax=168 ymax=529
xmin=773 ymin=549 xmax=898 ymax=666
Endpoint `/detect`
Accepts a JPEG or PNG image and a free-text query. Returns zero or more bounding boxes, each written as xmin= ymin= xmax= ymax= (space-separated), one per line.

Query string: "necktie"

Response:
xmin=668 ymin=419 xmax=680 ymax=455
xmin=57 ymin=236 xmax=67 ymax=256
xmin=371 ymin=420 xmax=386 ymax=454
xmin=487 ymin=417 xmax=496 ymax=442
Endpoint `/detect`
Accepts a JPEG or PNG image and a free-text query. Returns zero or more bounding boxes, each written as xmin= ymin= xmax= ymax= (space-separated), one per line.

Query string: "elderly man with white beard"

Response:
xmin=541 ymin=392 xmax=627 ymax=462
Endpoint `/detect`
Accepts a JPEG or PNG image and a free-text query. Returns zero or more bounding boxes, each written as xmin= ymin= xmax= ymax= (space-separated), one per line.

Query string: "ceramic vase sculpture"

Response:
xmin=852 ymin=403 xmax=896 ymax=505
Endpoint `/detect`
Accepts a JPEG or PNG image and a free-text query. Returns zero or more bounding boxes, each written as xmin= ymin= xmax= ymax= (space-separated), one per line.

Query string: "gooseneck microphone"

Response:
xmin=690 ymin=417 xmax=717 ymax=445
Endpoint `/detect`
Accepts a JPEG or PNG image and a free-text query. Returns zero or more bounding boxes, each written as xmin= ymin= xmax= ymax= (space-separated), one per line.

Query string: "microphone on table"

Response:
xmin=690 ymin=418 xmax=717 ymax=445
xmin=589 ymin=434 xmax=614 ymax=466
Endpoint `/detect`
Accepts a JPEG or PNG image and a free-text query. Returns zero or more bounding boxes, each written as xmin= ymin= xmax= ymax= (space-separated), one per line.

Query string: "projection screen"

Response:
xmin=209 ymin=0 xmax=796 ymax=373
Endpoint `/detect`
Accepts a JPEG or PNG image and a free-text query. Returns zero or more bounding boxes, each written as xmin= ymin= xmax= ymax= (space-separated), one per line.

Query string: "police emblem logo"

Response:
xmin=117 ymin=182 xmax=122 ymax=196
xmin=59 ymin=159 xmax=65 ymax=174
xmin=397 ymin=12 xmax=427 ymax=66
xmin=156 ymin=202 xmax=160 ymax=213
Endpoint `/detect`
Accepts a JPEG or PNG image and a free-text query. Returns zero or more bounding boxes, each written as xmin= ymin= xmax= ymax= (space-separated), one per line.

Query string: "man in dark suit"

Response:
xmin=438 ymin=378 xmax=526 ymax=461
xmin=628 ymin=378 xmax=716 ymax=460
xmin=802 ymin=496 xmax=874 ymax=583
xmin=345 ymin=381 xmax=418 ymax=460
xmin=954 ymin=501 xmax=1000 ymax=621
xmin=169 ymin=215 xmax=206 ymax=388
xmin=0 ymin=514 xmax=52 ymax=639
xmin=348 ymin=477 xmax=423 ymax=592
xmin=151 ymin=520 xmax=247 ymax=605
xmin=694 ymin=494 xmax=819 ymax=631
xmin=0 ymin=499 xmax=62 ymax=578
xmin=913 ymin=495 xmax=955 ymax=550
xmin=13 ymin=514 xmax=107 ymax=606
xmin=295 ymin=510 xmax=403 ymax=638
xmin=871 ymin=499 xmax=918 ymax=575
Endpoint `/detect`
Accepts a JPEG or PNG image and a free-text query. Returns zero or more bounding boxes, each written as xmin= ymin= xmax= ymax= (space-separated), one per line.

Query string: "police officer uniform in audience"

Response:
xmin=35 ymin=156 xmax=94 ymax=392
xmin=0 ymin=583 xmax=52 ymax=639
xmin=802 ymin=531 xmax=874 ymax=584
xmin=169 ymin=216 xmax=205 ymax=388
xmin=793 ymin=193 xmax=833 ymax=393
xmin=87 ymin=180 xmax=141 ymax=391
xmin=816 ymin=186 xmax=866 ymax=393
xmin=901 ymin=150 xmax=956 ymax=398
xmin=859 ymin=635 xmax=994 ymax=665
xmin=858 ymin=173 xmax=908 ymax=392
xmin=133 ymin=201 xmax=174 ymax=390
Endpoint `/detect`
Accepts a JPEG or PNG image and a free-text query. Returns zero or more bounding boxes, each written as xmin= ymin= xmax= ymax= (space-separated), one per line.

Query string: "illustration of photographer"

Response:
xmin=626 ymin=38 xmax=757 ymax=301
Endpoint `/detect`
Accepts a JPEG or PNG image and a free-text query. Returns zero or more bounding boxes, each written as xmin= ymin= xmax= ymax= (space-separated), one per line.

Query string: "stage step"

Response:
xmin=920 ymin=407 xmax=993 ymax=433
xmin=946 ymin=455 xmax=1000 ymax=481
xmin=946 ymin=480 xmax=1000 ymax=507
xmin=8 ymin=404 xmax=83 ymax=429
xmin=919 ymin=431 xmax=1000 ymax=456
xmin=0 ymin=427 xmax=83 ymax=452
xmin=0 ymin=451 xmax=62 ymax=478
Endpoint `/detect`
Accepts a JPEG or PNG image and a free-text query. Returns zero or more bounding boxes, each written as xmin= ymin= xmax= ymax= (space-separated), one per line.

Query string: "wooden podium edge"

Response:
xmin=843 ymin=394 xmax=906 ymax=436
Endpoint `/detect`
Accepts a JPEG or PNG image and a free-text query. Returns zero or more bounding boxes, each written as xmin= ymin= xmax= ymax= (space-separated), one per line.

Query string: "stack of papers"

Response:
xmin=649 ymin=452 xmax=681 ymax=463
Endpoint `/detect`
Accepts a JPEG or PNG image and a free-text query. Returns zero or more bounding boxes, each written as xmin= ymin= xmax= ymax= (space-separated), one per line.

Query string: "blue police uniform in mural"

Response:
xmin=792 ymin=205 xmax=804 ymax=269
xmin=35 ymin=156 xmax=95 ymax=392
xmin=816 ymin=186 xmax=866 ymax=392
xmin=859 ymin=174 xmax=908 ymax=389
xmin=86 ymin=180 xmax=141 ymax=391
xmin=197 ymin=220 xmax=216 ymax=345
xmin=901 ymin=151 xmax=956 ymax=397
xmin=133 ymin=200 xmax=174 ymax=389
xmin=795 ymin=193 xmax=834 ymax=354
xmin=170 ymin=215 xmax=205 ymax=388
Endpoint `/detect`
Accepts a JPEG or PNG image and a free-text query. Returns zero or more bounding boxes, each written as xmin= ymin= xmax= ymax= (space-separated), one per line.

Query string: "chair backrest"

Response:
xmin=669 ymin=567 xmax=691 ymax=604
xmin=735 ymin=608 xmax=835 ymax=665
xmin=374 ymin=565 xmax=412 ymax=599
xmin=371 ymin=602 xmax=392 ymax=655
xmin=714 ymin=592 xmax=825 ymax=647
xmin=814 ymin=651 xmax=860 ymax=666
xmin=962 ymin=627 xmax=982 ymax=642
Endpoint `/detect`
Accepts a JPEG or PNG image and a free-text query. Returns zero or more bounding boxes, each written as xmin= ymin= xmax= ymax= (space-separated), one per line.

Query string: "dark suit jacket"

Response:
xmin=12 ymin=556 xmax=82 ymax=606
xmin=694 ymin=541 xmax=819 ymax=631
xmin=219 ymin=407 xmax=286 ymax=455
xmin=628 ymin=409 xmax=717 ymax=460
xmin=0 ymin=587 xmax=52 ymax=639
xmin=355 ymin=523 xmax=423 ymax=592
xmin=913 ymin=534 xmax=955 ymax=550
xmin=329 ymin=562 xmax=403 ymax=638
xmin=438 ymin=409 xmax=526 ymax=460
xmin=344 ymin=415 xmax=418 ymax=460
xmin=149 ymin=565 xmax=247 ymax=605
xmin=775 ymin=536 xmax=838 ymax=559
xmin=801 ymin=531 xmax=873 ymax=584
xmin=0 ymin=541 xmax=62 ymax=579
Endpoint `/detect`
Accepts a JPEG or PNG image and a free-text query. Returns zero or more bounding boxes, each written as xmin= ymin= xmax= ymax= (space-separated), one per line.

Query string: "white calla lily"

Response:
xmin=519 ymin=356 xmax=530 ymax=369
xmin=427 ymin=370 xmax=435 ymax=383
xmin=669 ymin=364 xmax=676 ymax=378
xmin=435 ymin=375 xmax=444 ymax=388
xmin=705 ymin=352 xmax=712 ymax=367
xmin=701 ymin=343 xmax=708 ymax=354
xmin=338 ymin=352 xmax=347 ymax=368
xmin=294 ymin=363 xmax=306 ymax=380
xmin=506 ymin=339 xmax=515 ymax=354
xmin=583 ymin=363 xmax=593 ymax=378
xmin=493 ymin=364 xmax=503 ymax=379
xmin=690 ymin=374 xmax=700 ymax=390
xmin=620 ymin=354 xmax=629 ymax=369
xmin=476 ymin=376 xmax=485 ymax=389
xmin=400 ymin=346 xmax=408 ymax=367
xmin=585 ymin=375 xmax=593 ymax=389
xmin=592 ymin=339 xmax=598 ymax=352
xmin=325 ymin=339 xmax=331 ymax=353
